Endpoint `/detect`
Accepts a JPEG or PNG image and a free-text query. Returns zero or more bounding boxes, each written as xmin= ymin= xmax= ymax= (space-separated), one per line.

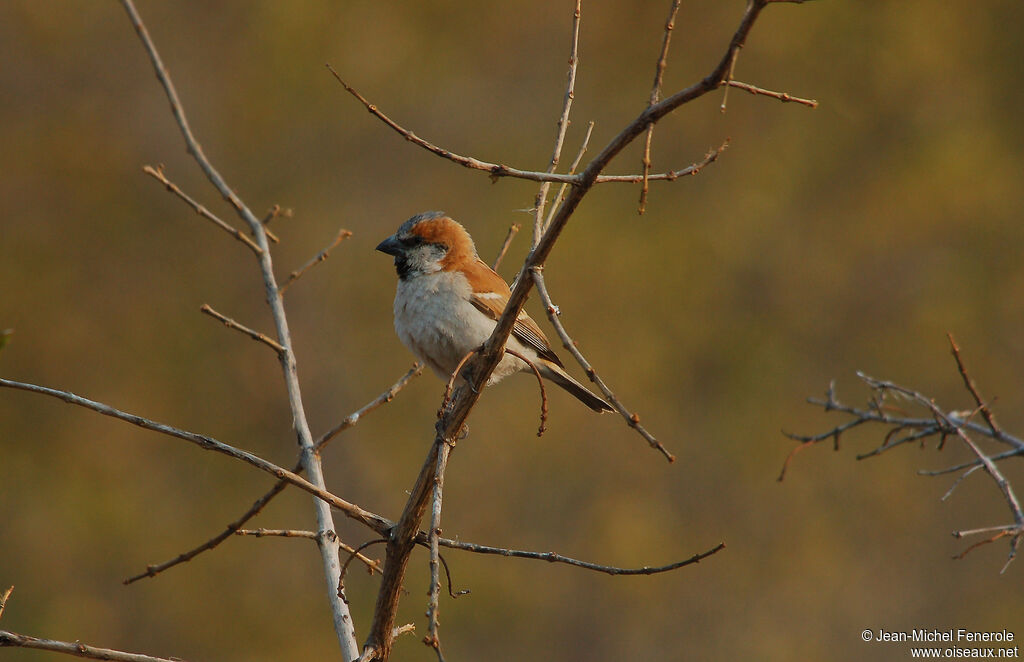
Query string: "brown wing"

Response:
xmin=464 ymin=258 xmax=564 ymax=368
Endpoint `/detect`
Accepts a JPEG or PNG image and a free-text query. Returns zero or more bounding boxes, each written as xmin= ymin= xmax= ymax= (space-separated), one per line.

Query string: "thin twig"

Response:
xmin=280 ymin=229 xmax=353 ymax=295
xmin=124 ymin=480 xmax=288 ymax=584
xmin=544 ymin=122 xmax=595 ymax=231
xmin=233 ymin=528 xmax=384 ymax=574
xmin=0 ymin=378 xmax=392 ymax=533
xmin=237 ymin=527 xmax=316 ymax=538
xmin=425 ymin=441 xmax=453 ymax=660
xmin=0 ymin=586 xmax=12 ymax=621
xmin=491 ymin=223 xmax=521 ymax=271
xmin=142 ymin=165 xmax=262 ymax=254
xmin=199 ymin=304 xmax=284 ymax=354
xmin=123 ymin=365 xmax=421 ymax=584
xmin=724 ymin=80 xmax=818 ymax=108
xmin=260 ymin=204 xmax=290 ymax=244
xmin=948 ymin=333 xmax=1002 ymax=439
xmin=316 ymin=363 xmax=424 ymax=452
xmin=599 ymin=140 xmax=729 ymax=183
xmin=339 ymin=540 xmax=389 ymax=593
xmin=0 ymin=630 xmax=187 ymax=662
xmin=639 ymin=0 xmax=682 ymax=215
xmin=438 ymin=554 xmax=470 ymax=599
xmin=505 ymin=348 xmax=548 ymax=437
xmin=435 ymin=538 xmax=726 ymax=575
xmin=532 ymin=0 xmax=582 ymax=247
xmin=719 ymin=46 xmax=740 ymax=112
xmin=441 ymin=349 xmax=479 ymax=413
xmin=531 ymin=268 xmax=674 ymax=461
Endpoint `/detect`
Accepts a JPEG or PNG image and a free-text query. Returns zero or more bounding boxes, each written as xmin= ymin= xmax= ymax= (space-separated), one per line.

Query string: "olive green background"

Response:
xmin=2 ymin=2 xmax=1023 ymax=661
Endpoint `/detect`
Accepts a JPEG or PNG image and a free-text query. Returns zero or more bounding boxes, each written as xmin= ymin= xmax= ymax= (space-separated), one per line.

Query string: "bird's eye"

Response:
xmin=399 ymin=235 xmax=424 ymax=247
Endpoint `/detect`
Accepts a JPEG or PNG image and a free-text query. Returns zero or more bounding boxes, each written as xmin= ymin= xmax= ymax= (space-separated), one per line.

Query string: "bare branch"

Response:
xmin=490 ymin=223 xmax=521 ymax=271
xmin=724 ymin=80 xmax=818 ymax=108
xmin=259 ymin=204 xmax=290 ymax=244
xmin=598 ymin=140 xmax=729 ymax=183
xmin=436 ymin=538 xmax=726 ymax=576
xmin=316 ymin=363 xmax=424 ymax=452
xmin=505 ymin=348 xmax=548 ymax=437
xmin=948 ymin=333 xmax=1002 ymax=439
xmin=280 ymin=228 xmax=354 ymax=295
xmin=233 ymin=528 xmax=384 ymax=574
xmin=543 ymin=122 xmax=595 ymax=230
xmin=639 ymin=0 xmax=682 ymax=214
xmin=531 ymin=268 xmax=674 ymax=461
xmin=199 ymin=303 xmax=284 ymax=354
xmin=142 ymin=165 xmax=262 ymax=254
xmin=0 ymin=630 xmax=187 ymax=662
xmin=0 ymin=586 xmax=11 ymax=621
xmin=532 ymin=0 xmax=582 ymax=246
xmin=0 ymin=378 xmax=392 ymax=535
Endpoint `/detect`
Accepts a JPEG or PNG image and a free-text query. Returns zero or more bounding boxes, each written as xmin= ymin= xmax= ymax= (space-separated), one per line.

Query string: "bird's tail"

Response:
xmin=537 ymin=363 xmax=613 ymax=413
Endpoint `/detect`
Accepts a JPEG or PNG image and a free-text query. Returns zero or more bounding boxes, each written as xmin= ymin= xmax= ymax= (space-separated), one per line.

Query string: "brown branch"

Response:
xmin=724 ymin=80 xmax=818 ymax=108
xmin=0 ymin=586 xmax=11 ymax=621
xmin=436 ymin=538 xmax=726 ymax=575
xmin=316 ymin=362 xmax=424 ymax=452
xmin=199 ymin=303 xmax=284 ymax=354
xmin=505 ymin=348 xmax=548 ymax=437
xmin=948 ymin=333 xmax=1002 ymax=439
xmin=279 ymin=228 xmax=353 ymax=295
xmin=639 ymin=0 xmax=682 ymax=215
xmin=327 ymin=65 xmax=579 ymax=186
xmin=260 ymin=204 xmax=290 ymax=244
xmin=142 ymin=165 xmax=262 ymax=254
xmin=599 ymin=140 xmax=729 ymax=183
xmin=0 ymin=630 xmax=187 ymax=662
xmin=531 ymin=268 xmax=674 ymax=461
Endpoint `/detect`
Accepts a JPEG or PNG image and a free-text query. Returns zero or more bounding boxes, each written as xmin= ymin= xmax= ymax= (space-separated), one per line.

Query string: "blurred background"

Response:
xmin=2 ymin=1 xmax=1023 ymax=660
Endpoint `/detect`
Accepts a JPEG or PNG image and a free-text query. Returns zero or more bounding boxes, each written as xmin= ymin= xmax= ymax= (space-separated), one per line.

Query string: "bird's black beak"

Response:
xmin=375 ymin=235 xmax=402 ymax=257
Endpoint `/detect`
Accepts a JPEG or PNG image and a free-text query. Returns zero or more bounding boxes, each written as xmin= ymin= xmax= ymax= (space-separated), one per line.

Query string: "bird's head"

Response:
xmin=376 ymin=211 xmax=477 ymax=279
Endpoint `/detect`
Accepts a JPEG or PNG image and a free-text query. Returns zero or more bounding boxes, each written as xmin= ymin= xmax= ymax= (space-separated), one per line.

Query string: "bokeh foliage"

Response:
xmin=2 ymin=2 xmax=1022 ymax=660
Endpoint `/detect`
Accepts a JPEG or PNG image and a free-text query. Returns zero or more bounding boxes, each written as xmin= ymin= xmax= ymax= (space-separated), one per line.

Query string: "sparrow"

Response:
xmin=376 ymin=211 xmax=612 ymax=413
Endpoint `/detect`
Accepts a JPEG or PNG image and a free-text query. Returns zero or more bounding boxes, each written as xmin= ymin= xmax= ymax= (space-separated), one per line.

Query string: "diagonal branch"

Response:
xmin=0 ymin=378 xmax=392 ymax=535
xmin=531 ymin=268 xmax=673 ymax=461
xmin=639 ymin=0 xmax=682 ymax=215
xmin=199 ymin=304 xmax=284 ymax=354
xmin=142 ymin=165 xmax=262 ymax=254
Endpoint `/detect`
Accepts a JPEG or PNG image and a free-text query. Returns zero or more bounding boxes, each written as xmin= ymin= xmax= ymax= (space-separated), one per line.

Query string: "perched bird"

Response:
xmin=376 ymin=211 xmax=612 ymax=413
